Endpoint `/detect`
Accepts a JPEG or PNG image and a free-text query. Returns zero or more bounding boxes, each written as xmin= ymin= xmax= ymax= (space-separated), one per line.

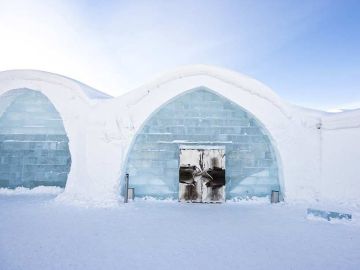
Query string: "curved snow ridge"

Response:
xmin=120 ymin=64 xmax=292 ymax=118
xmin=0 ymin=69 xmax=112 ymax=101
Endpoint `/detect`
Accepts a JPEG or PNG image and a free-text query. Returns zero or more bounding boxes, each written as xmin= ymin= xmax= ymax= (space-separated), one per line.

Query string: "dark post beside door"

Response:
xmin=124 ymin=173 xmax=129 ymax=203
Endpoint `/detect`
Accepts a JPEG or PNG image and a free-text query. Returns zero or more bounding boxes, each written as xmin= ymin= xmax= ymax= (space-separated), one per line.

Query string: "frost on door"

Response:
xmin=179 ymin=147 xmax=225 ymax=203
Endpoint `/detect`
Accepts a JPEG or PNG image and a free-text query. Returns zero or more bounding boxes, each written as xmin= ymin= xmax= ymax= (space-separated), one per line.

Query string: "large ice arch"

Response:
xmin=117 ymin=65 xmax=307 ymax=202
xmin=123 ymin=87 xmax=282 ymax=200
xmin=0 ymin=70 xmax=112 ymax=198
xmin=0 ymin=88 xmax=72 ymax=187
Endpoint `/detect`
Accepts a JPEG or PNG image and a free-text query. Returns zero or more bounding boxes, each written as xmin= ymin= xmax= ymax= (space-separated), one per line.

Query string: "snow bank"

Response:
xmin=1 ymin=196 xmax=360 ymax=270
xmin=0 ymin=186 xmax=64 ymax=195
xmin=54 ymin=192 xmax=120 ymax=208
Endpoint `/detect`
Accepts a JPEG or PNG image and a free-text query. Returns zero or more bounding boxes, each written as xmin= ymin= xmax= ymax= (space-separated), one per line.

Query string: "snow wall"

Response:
xmin=0 ymin=66 xmax=358 ymax=206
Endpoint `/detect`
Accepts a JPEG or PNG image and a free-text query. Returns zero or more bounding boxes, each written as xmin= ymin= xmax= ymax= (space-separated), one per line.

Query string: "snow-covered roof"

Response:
xmin=0 ymin=69 xmax=112 ymax=100
xmin=322 ymin=108 xmax=360 ymax=130
xmin=0 ymin=65 xmax=359 ymax=130
xmin=119 ymin=64 xmax=286 ymax=109
xmin=113 ymin=64 xmax=298 ymax=133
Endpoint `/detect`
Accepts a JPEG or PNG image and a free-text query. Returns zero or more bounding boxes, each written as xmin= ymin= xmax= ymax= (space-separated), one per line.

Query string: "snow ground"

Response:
xmin=1 ymin=192 xmax=360 ymax=270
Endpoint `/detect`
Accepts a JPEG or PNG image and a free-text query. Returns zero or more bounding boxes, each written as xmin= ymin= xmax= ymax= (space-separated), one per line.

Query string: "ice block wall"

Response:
xmin=0 ymin=89 xmax=71 ymax=188
xmin=125 ymin=88 xmax=280 ymax=199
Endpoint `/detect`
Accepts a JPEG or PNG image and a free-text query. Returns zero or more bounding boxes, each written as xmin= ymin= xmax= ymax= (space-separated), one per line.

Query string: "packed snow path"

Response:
xmin=1 ymin=194 xmax=359 ymax=270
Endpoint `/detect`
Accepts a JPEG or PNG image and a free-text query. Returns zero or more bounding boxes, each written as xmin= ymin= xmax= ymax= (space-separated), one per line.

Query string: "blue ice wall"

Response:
xmin=0 ymin=89 xmax=71 ymax=188
xmin=125 ymin=88 xmax=280 ymax=199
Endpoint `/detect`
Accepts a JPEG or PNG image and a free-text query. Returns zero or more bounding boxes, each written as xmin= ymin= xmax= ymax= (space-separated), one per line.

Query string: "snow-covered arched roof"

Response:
xmin=113 ymin=65 xmax=294 ymax=133
xmin=0 ymin=69 xmax=114 ymax=201
xmin=0 ymin=69 xmax=112 ymax=101
xmin=119 ymin=64 xmax=286 ymax=109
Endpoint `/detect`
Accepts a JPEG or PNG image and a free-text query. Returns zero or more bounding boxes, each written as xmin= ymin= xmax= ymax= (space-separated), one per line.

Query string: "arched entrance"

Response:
xmin=124 ymin=87 xmax=281 ymax=200
xmin=0 ymin=88 xmax=71 ymax=188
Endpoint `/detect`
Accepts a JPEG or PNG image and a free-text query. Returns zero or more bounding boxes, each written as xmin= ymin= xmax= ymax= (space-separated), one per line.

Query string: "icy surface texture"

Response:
xmin=0 ymin=89 xmax=71 ymax=188
xmin=307 ymin=208 xmax=352 ymax=221
xmin=125 ymin=88 xmax=280 ymax=199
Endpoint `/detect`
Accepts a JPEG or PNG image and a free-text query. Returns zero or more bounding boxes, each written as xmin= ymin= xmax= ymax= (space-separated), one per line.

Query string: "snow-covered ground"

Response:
xmin=1 ymin=191 xmax=360 ymax=270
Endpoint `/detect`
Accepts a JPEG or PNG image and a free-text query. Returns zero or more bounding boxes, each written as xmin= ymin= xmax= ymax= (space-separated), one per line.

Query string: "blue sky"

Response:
xmin=0 ymin=0 xmax=359 ymax=110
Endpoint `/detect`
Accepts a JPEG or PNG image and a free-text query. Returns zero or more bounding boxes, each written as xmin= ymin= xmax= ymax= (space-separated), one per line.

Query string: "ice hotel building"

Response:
xmin=0 ymin=65 xmax=359 ymax=204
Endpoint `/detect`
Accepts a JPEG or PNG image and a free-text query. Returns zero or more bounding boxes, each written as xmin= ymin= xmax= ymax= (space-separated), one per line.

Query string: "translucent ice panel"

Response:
xmin=125 ymin=88 xmax=280 ymax=199
xmin=0 ymin=89 xmax=71 ymax=188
